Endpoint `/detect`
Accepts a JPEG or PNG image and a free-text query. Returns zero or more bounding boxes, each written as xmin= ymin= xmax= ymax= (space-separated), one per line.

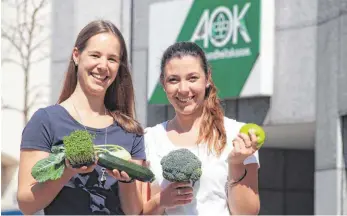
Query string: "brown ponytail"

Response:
xmin=197 ymin=72 xmax=226 ymax=156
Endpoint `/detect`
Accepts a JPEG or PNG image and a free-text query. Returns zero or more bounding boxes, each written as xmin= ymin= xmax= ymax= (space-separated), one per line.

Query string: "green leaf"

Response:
xmin=51 ymin=145 xmax=65 ymax=154
xmin=31 ymin=151 xmax=65 ymax=183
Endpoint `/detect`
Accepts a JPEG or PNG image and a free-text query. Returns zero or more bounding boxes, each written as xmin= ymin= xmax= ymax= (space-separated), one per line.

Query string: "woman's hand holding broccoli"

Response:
xmin=65 ymin=158 xmax=97 ymax=175
xmin=158 ymin=182 xmax=194 ymax=209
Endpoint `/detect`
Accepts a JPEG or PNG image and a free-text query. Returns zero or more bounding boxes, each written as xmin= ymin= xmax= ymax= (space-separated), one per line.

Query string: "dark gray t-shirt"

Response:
xmin=20 ymin=105 xmax=146 ymax=215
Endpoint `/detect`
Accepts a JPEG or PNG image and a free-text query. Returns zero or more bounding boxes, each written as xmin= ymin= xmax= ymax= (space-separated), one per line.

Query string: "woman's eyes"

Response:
xmin=167 ymin=77 xmax=198 ymax=83
xmin=168 ymin=78 xmax=178 ymax=82
xmin=90 ymin=54 xmax=118 ymax=63
xmin=108 ymin=58 xmax=117 ymax=63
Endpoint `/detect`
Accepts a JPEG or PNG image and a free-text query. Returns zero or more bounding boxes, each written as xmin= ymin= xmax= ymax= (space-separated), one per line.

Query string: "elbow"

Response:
xmin=231 ymin=207 xmax=260 ymax=216
xmin=247 ymin=203 xmax=260 ymax=215
xmin=17 ymin=191 xmax=39 ymax=215
xmin=122 ymin=202 xmax=144 ymax=216
xmin=247 ymin=200 xmax=260 ymax=215
xmin=230 ymin=199 xmax=260 ymax=215
xmin=123 ymin=207 xmax=143 ymax=216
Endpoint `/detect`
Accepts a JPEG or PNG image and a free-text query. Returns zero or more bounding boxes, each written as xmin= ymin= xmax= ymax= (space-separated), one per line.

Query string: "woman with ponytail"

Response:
xmin=143 ymin=42 xmax=260 ymax=215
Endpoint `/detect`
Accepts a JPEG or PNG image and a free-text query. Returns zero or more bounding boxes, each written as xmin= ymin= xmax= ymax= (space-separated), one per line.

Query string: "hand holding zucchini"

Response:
xmin=31 ymin=130 xmax=155 ymax=183
xmin=97 ymin=152 xmax=155 ymax=183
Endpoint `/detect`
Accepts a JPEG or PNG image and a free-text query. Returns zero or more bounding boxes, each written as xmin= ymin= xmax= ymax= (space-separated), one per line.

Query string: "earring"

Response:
xmin=73 ymin=59 xmax=78 ymax=66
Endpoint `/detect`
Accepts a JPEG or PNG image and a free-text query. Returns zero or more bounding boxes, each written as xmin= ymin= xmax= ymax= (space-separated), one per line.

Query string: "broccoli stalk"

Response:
xmin=64 ymin=130 xmax=95 ymax=168
xmin=160 ymin=148 xmax=202 ymax=185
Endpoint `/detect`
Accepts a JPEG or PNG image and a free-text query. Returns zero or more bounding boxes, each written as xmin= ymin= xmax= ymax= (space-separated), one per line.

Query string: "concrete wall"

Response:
xmin=315 ymin=0 xmax=347 ymax=214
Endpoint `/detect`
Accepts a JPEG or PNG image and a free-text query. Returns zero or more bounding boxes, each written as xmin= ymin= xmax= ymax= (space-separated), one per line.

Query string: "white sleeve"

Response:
xmin=244 ymin=150 xmax=260 ymax=168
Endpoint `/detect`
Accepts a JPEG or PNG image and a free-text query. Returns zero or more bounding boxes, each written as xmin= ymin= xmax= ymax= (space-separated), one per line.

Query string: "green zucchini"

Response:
xmin=97 ymin=152 xmax=155 ymax=183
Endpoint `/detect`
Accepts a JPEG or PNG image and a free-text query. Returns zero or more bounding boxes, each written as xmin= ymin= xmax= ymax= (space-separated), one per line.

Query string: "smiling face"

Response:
xmin=73 ymin=32 xmax=122 ymax=96
xmin=162 ymin=55 xmax=209 ymax=116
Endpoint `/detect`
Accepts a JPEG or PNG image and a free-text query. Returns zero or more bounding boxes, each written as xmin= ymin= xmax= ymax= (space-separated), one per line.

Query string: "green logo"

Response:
xmin=149 ymin=0 xmax=261 ymax=104
xmin=192 ymin=4 xmax=251 ymax=49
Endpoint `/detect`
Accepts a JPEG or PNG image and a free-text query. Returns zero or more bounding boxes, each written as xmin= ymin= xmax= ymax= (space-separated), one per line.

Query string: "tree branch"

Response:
xmin=31 ymin=52 xmax=49 ymax=64
xmin=27 ymin=91 xmax=47 ymax=110
xmin=1 ymin=30 xmax=25 ymax=60
xmin=31 ymin=36 xmax=49 ymax=52
xmin=27 ymin=84 xmax=50 ymax=94
xmin=2 ymin=104 xmax=23 ymax=113
xmin=1 ymin=58 xmax=22 ymax=67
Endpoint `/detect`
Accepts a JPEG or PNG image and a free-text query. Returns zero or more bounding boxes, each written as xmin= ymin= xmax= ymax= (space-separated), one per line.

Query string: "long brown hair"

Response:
xmin=57 ymin=20 xmax=143 ymax=135
xmin=160 ymin=42 xmax=226 ymax=156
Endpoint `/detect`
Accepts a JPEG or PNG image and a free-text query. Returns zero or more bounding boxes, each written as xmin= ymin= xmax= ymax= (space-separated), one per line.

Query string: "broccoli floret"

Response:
xmin=160 ymin=148 xmax=202 ymax=185
xmin=64 ymin=130 xmax=95 ymax=168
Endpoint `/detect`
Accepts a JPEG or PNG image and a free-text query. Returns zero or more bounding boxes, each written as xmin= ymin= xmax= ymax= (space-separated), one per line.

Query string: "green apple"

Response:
xmin=239 ymin=123 xmax=266 ymax=148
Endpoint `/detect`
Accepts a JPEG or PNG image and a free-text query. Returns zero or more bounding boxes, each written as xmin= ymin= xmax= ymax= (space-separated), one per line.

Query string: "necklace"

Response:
xmin=71 ymin=101 xmax=108 ymax=186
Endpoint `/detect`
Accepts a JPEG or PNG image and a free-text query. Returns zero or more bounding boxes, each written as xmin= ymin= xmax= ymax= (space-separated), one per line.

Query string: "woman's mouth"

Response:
xmin=176 ymin=96 xmax=194 ymax=103
xmin=90 ymin=72 xmax=109 ymax=82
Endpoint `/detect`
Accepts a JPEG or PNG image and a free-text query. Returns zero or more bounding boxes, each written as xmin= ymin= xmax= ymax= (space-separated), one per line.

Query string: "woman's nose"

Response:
xmin=178 ymin=81 xmax=189 ymax=93
xmin=97 ymin=57 xmax=108 ymax=70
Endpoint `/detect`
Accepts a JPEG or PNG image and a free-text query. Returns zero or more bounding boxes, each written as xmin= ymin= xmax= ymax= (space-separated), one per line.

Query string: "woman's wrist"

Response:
xmin=228 ymin=163 xmax=246 ymax=182
xmin=118 ymin=178 xmax=135 ymax=183
xmin=62 ymin=167 xmax=76 ymax=181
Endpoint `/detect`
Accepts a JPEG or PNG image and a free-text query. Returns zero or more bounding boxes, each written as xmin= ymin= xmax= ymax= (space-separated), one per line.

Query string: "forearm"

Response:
xmin=17 ymin=169 xmax=74 ymax=215
xmin=227 ymin=164 xmax=260 ymax=215
xmin=142 ymin=193 xmax=166 ymax=215
xmin=118 ymin=181 xmax=143 ymax=215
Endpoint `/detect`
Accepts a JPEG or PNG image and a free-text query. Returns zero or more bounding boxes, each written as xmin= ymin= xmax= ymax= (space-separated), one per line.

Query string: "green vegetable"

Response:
xmin=64 ymin=130 xmax=95 ymax=168
xmin=31 ymin=146 xmax=66 ymax=183
xmin=94 ymin=144 xmax=131 ymax=160
xmin=160 ymin=148 xmax=202 ymax=185
xmin=31 ymin=129 xmax=132 ymax=183
xmin=97 ymin=152 xmax=155 ymax=182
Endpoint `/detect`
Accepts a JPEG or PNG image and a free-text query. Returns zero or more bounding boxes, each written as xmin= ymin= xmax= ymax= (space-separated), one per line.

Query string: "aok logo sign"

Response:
xmin=190 ymin=3 xmax=252 ymax=48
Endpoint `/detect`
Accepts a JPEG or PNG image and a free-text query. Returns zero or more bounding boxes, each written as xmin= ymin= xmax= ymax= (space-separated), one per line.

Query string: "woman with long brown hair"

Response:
xmin=17 ymin=20 xmax=145 ymax=215
xmin=143 ymin=42 xmax=260 ymax=215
